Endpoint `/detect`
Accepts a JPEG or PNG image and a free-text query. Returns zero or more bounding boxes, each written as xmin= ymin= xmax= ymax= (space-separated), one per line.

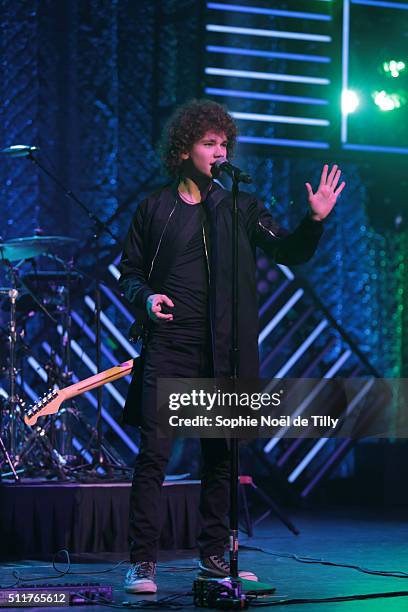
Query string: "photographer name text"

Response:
xmin=167 ymin=415 xmax=339 ymax=429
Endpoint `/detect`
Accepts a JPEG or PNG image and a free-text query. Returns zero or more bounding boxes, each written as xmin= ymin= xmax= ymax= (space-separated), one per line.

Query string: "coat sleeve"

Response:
xmin=118 ymin=200 xmax=155 ymax=309
xmin=248 ymin=198 xmax=324 ymax=265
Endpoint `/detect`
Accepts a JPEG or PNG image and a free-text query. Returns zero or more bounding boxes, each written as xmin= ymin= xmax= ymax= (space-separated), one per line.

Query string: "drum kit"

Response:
xmin=0 ymin=233 xmax=128 ymax=481
xmin=0 ymin=145 xmax=131 ymax=481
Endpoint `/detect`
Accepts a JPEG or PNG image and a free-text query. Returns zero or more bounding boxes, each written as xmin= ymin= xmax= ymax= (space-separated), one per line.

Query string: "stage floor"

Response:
xmin=0 ymin=508 xmax=407 ymax=611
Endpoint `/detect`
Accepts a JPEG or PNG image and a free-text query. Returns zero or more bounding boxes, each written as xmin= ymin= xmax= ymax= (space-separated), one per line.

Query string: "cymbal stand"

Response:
xmin=27 ymin=153 xmax=119 ymax=476
xmin=0 ymin=261 xmax=69 ymax=480
xmin=0 ymin=286 xmax=19 ymax=480
xmin=58 ymin=259 xmax=74 ymax=456
xmin=8 ymin=287 xmax=19 ymax=457
xmin=45 ymin=254 xmax=128 ymax=474
xmin=0 ymin=268 xmax=25 ymax=480
xmin=8 ymin=341 xmax=70 ymax=479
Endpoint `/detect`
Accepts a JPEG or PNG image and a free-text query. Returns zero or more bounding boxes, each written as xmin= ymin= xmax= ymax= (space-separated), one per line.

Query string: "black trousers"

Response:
xmin=129 ymin=333 xmax=231 ymax=562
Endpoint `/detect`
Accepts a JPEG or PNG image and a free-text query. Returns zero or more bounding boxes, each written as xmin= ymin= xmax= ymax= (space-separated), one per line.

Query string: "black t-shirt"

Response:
xmin=152 ymin=197 xmax=210 ymax=342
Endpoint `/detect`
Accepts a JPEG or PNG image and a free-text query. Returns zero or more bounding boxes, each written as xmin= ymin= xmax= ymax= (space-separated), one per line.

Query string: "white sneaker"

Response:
xmin=124 ymin=561 xmax=157 ymax=594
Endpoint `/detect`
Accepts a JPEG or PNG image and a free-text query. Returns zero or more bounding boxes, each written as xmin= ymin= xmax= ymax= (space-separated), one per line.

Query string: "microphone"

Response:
xmin=0 ymin=145 xmax=39 ymax=158
xmin=211 ymin=157 xmax=252 ymax=184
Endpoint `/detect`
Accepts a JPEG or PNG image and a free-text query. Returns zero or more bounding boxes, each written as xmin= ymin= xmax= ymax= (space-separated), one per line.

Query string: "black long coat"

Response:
xmin=118 ymin=181 xmax=323 ymax=425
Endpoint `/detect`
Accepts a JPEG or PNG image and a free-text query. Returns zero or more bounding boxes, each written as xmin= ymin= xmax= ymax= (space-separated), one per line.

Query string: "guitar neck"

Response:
xmin=63 ymin=359 xmax=134 ymax=401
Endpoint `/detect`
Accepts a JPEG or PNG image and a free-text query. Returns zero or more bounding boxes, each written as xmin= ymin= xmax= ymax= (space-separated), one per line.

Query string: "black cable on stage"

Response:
xmin=247 ymin=590 xmax=408 ymax=606
xmin=7 ymin=548 xmax=197 ymax=586
xmin=66 ymin=589 xmax=408 ymax=609
xmin=9 ymin=550 xmax=129 ymax=585
xmin=10 ymin=550 xmax=72 ymax=585
xmin=9 ymin=544 xmax=408 ymax=582
xmin=240 ymin=543 xmax=408 ymax=579
xmin=0 ymin=578 xmax=20 ymax=589
xmin=53 ymin=553 xmax=129 ymax=576
xmin=7 ymin=547 xmax=408 ymax=609
xmin=76 ymin=591 xmax=194 ymax=610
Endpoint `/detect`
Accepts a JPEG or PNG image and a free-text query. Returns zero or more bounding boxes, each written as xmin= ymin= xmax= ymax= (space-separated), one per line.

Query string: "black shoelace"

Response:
xmin=133 ymin=562 xmax=155 ymax=578
xmin=210 ymin=555 xmax=230 ymax=572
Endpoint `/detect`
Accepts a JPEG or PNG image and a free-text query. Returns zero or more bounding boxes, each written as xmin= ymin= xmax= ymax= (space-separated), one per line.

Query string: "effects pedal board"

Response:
xmin=193 ymin=576 xmax=249 ymax=609
xmin=0 ymin=582 xmax=113 ymax=607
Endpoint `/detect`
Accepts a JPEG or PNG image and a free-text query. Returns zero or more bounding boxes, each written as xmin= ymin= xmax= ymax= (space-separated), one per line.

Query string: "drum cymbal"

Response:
xmin=22 ymin=270 xmax=83 ymax=284
xmin=0 ymin=235 xmax=78 ymax=262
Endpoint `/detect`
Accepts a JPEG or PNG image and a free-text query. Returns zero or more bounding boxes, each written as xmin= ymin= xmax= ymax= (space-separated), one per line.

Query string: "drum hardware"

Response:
xmin=0 ymin=250 xmax=79 ymax=480
xmin=38 ymin=353 xmax=130 ymax=476
xmin=31 ymin=255 xmax=130 ymax=475
xmin=1 ymin=257 xmax=57 ymax=324
xmin=24 ymin=150 xmax=121 ymax=476
xmin=2 ymin=143 xmax=127 ymax=480
xmin=15 ymin=419 xmax=69 ymax=480
xmin=0 ymin=250 xmax=127 ymax=478
xmin=0 ymin=284 xmax=69 ymax=480
xmin=0 ymin=386 xmax=20 ymax=480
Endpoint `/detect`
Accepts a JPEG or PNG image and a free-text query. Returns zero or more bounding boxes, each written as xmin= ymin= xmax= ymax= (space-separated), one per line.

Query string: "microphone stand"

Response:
xmin=27 ymin=153 xmax=120 ymax=476
xmin=229 ymin=170 xmax=243 ymax=580
xmin=210 ymin=162 xmax=251 ymax=580
xmin=223 ymin=167 xmax=277 ymax=593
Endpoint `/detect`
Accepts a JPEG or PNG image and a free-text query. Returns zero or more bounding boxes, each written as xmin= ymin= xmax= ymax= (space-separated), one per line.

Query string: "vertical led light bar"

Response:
xmin=341 ymin=0 xmax=350 ymax=143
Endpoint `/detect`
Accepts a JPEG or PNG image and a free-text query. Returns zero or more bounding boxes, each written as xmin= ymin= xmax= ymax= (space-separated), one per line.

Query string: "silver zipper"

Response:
xmin=258 ymin=220 xmax=278 ymax=239
xmin=202 ymin=225 xmax=211 ymax=285
xmin=147 ymin=199 xmax=177 ymax=282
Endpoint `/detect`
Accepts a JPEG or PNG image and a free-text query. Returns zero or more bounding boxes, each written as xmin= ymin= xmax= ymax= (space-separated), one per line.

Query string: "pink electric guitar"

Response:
xmin=24 ymin=359 xmax=134 ymax=426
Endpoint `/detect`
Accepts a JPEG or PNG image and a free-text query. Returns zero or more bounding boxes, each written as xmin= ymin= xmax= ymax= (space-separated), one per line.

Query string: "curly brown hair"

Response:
xmin=160 ymin=99 xmax=238 ymax=178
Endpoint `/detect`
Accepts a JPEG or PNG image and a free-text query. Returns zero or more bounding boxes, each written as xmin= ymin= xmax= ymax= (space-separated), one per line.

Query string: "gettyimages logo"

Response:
xmin=167 ymin=388 xmax=282 ymax=411
xmin=157 ymin=377 xmax=395 ymax=440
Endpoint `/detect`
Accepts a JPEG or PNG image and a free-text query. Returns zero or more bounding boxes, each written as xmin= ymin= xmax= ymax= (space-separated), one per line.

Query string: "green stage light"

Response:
xmin=383 ymin=60 xmax=406 ymax=78
xmin=373 ymin=90 xmax=402 ymax=111
xmin=341 ymin=89 xmax=360 ymax=114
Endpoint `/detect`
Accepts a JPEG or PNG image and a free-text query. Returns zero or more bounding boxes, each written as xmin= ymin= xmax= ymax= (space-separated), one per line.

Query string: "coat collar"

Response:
xmin=166 ymin=179 xmax=228 ymax=209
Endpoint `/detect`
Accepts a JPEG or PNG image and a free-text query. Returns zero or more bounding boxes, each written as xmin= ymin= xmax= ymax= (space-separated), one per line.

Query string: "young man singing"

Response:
xmin=118 ymin=99 xmax=345 ymax=593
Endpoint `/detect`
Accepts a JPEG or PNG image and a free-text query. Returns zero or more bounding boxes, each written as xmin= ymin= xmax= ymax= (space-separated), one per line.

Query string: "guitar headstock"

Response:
xmin=24 ymin=389 xmax=63 ymax=426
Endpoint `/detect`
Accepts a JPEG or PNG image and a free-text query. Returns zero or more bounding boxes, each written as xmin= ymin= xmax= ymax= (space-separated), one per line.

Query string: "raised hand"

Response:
xmin=305 ymin=164 xmax=346 ymax=221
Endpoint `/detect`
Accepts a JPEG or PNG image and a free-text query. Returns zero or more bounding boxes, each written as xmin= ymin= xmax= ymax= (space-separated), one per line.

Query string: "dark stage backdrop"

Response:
xmin=1 ymin=1 xmax=407 ymax=486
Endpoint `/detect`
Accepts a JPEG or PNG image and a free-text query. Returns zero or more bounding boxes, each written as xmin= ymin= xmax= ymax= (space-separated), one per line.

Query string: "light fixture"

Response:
xmin=341 ymin=89 xmax=360 ymax=114
xmin=383 ymin=60 xmax=406 ymax=78
xmin=373 ymin=90 xmax=402 ymax=111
